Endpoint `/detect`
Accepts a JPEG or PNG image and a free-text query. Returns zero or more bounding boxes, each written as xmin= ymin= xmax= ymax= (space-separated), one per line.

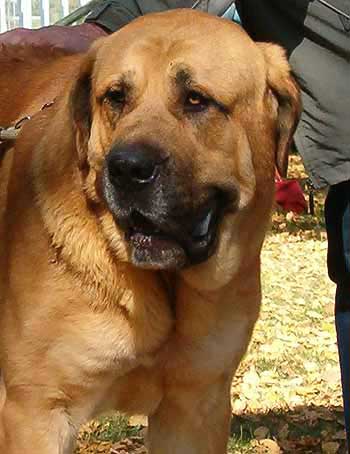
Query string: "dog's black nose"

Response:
xmin=107 ymin=143 xmax=167 ymax=188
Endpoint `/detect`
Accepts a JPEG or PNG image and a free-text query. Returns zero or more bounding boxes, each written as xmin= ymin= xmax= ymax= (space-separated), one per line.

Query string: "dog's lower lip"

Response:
xmin=131 ymin=231 xmax=174 ymax=247
xmin=128 ymin=229 xmax=183 ymax=252
xmin=128 ymin=230 xmax=187 ymax=270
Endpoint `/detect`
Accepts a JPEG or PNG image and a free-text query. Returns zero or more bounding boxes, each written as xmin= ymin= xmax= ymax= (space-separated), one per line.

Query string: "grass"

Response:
xmin=78 ymin=415 xmax=140 ymax=444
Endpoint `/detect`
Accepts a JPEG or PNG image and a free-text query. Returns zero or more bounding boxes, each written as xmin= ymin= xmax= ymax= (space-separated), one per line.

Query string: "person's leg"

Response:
xmin=335 ymin=290 xmax=350 ymax=450
xmin=325 ymin=180 xmax=350 ymax=451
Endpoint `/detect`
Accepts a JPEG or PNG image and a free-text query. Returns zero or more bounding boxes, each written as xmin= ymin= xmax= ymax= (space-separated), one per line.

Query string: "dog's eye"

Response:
xmin=104 ymin=89 xmax=126 ymax=107
xmin=184 ymin=91 xmax=209 ymax=113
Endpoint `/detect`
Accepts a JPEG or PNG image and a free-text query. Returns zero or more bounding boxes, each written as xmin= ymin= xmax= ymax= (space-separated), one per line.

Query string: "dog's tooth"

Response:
xmin=192 ymin=211 xmax=212 ymax=238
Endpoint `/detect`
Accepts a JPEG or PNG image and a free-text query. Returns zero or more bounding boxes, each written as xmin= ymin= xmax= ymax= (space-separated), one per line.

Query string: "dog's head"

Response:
xmin=71 ymin=10 xmax=301 ymax=272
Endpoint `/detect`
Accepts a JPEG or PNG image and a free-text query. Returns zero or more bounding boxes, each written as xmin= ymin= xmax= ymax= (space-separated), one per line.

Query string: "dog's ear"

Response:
xmin=70 ymin=45 xmax=97 ymax=167
xmin=257 ymin=43 xmax=302 ymax=177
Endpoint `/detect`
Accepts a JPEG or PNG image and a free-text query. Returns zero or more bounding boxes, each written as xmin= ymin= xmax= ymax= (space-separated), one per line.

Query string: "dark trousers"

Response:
xmin=325 ymin=180 xmax=350 ymax=310
xmin=325 ymin=180 xmax=350 ymax=451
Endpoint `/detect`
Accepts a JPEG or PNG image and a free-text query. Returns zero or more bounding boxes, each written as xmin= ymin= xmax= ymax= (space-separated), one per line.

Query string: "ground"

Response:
xmin=75 ymin=155 xmax=346 ymax=454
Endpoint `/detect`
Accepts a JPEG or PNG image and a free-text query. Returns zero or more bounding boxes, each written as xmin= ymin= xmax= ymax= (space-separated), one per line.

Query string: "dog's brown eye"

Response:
xmin=184 ymin=91 xmax=209 ymax=112
xmin=104 ymin=89 xmax=126 ymax=107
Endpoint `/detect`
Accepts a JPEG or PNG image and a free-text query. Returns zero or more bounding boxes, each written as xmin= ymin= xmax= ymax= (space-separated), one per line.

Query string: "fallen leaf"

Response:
xmin=128 ymin=415 xmax=147 ymax=427
xmin=322 ymin=441 xmax=340 ymax=453
xmin=255 ymin=439 xmax=281 ymax=453
xmin=254 ymin=426 xmax=270 ymax=440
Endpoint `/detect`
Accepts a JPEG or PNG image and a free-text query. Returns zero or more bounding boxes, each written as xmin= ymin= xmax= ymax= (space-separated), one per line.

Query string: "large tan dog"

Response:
xmin=0 ymin=9 xmax=300 ymax=454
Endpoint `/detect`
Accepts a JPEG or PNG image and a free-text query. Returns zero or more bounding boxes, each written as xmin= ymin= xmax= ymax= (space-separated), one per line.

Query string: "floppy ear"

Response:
xmin=257 ymin=43 xmax=302 ymax=177
xmin=70 ymin=46 xmax=97 ymax=169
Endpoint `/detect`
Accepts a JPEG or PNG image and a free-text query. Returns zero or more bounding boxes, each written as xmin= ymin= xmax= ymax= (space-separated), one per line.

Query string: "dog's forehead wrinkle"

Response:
xmin=94 ymin=42 xmax=263 ymax=110
xmin=166 ymin=56 xmax=262 ymax=109
xmin=95 ymin=15 xmax=260 ymax=80
xmin=94 ymin=70 xmax=137 ymax=99
xmin=114 ymin=72 xmax=135 ymax=89
xmin=174 ymin=66 xmax=193 ymax=87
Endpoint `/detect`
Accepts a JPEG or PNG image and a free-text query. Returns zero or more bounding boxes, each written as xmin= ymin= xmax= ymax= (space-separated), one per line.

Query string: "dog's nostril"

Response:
xmin=130 ymin=164 xmax=159 ymax=183
xmin=109 ymin=165 xmax=123 ymax=180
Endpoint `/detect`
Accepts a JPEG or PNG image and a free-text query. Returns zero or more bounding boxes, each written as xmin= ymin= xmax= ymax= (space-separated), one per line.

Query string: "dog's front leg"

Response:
xmin=147 ymin=377 xmax=232 ymax=454
xmin=0 ymin=392 xmax=76 ymax=454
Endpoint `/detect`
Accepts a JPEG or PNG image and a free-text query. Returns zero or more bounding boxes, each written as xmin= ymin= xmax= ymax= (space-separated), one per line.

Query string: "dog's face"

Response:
xmin=72 ymin=10 xmax=300 ymax=271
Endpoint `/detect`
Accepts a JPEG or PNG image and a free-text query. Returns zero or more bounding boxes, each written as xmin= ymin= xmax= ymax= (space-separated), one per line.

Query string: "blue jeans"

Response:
xmin=325 ymin=180 xmax=350 ymax=451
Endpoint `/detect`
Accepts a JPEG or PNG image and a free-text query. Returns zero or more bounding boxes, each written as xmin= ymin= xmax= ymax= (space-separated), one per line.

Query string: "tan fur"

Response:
xmin=0 ymin=10 xmax=301 ymax=453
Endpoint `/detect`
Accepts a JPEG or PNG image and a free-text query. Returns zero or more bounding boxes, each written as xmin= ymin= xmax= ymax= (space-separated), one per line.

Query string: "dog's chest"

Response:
xmin=58 ymin=288 xmax=174 ymax=380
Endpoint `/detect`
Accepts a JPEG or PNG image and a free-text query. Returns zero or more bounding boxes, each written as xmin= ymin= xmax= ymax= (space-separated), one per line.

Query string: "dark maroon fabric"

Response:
xmin=0 ymin=23 xmax=107 ymax=54
xmin=275 ymin=179 xmax=308 ymax=214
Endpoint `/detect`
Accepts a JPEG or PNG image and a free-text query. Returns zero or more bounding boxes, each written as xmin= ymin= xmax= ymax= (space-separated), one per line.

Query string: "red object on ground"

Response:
xmin=275 ymin=173 xmax=308 ymax=214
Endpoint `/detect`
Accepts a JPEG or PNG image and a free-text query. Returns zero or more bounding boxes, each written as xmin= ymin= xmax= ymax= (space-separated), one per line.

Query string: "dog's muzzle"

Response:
xmin=102 ymin=143 xmax=229 ymax=270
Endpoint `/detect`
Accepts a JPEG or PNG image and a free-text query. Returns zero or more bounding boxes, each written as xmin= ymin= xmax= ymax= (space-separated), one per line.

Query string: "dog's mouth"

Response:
xmin=124 ymin=198 xmax=223 ymax=270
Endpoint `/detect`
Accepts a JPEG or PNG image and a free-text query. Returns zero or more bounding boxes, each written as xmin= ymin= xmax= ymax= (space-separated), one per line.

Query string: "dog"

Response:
xmin=0 ymin=9 xmax=301 ymax=453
